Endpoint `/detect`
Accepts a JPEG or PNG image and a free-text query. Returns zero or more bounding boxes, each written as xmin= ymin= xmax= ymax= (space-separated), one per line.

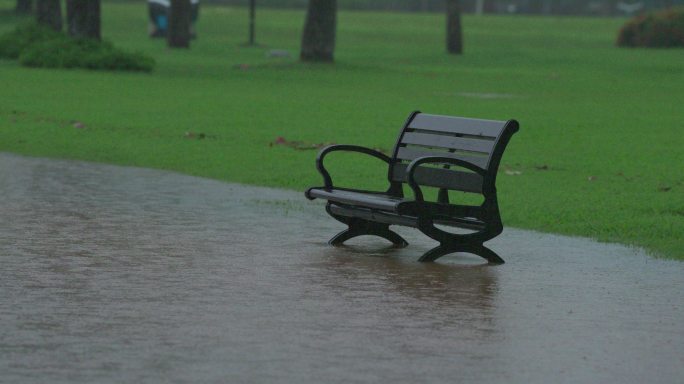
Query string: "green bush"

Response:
xmin=0 ymin=22 xmax=62 ymax=59
xmin=0 ymin=22 xmax=154 ymax=72
xmin=617 ymin=7 xmax=684 ymax=48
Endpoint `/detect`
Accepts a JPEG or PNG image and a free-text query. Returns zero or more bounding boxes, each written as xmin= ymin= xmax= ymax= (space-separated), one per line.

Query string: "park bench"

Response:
xmin=305 ymin=111 xmax=519 ymax=263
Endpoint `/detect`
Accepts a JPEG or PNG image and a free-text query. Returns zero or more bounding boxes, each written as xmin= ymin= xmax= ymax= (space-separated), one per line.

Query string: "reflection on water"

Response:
xmin=318 ymin=255 xmax=497 ymax=323
xmin=0 ymin=153 xmax=683 ymax=384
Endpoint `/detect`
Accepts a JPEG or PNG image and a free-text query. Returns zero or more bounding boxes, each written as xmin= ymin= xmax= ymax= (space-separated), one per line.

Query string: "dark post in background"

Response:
xmin=446 ymin=0 xmax=463 ymax=54
xmin=249 ymin=0 xmax=256 ymax=45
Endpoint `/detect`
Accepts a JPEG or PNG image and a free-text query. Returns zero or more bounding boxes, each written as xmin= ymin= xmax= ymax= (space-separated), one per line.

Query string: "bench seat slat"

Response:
xmin=392 ymin=163 xmax=483 ymax=193
xmin=434 ymin=217 xmax=486 ymax=231
xmin=409 ymin=114 xmax=504 ymax=138
xmin=307 ymin=188 xmax=406 ymax=212
xmin=400 ymin=132 xmax=495 ymax=154
xmin=328 ymin=204 xmax=486 ymax=231
xmin=328 ymin=204 xmax=418 ymax=227
xmin=395 ymin=147 xmax=489 ymax=169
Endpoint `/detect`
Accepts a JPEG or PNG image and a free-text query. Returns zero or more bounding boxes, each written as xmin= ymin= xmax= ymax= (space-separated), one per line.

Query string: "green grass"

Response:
xmin=1 ymin=1 xmax=683 ymax=259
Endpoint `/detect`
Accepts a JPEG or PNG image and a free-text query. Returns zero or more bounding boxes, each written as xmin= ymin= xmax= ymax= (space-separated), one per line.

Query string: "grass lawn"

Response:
xmin=0 ymin=1 xmax=682 ymax=259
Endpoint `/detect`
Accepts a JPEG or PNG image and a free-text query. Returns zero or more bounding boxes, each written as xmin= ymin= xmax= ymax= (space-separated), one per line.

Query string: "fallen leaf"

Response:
xmin=271 ymin=137 xmax=336 ymax=150
xmin=588 ymin=176 xmax=597 ymax=181
xmin=184 ymin=131 xmax=211 ymax=139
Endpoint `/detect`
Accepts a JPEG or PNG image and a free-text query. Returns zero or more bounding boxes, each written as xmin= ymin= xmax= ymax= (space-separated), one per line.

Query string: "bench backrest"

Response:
xmin=389 ymin=112 xmax=519 ymax=195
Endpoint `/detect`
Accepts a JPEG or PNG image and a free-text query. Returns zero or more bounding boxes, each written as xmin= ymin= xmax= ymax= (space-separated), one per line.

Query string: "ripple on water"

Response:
xmin=0 ymin=153 xmax=682 ymax=384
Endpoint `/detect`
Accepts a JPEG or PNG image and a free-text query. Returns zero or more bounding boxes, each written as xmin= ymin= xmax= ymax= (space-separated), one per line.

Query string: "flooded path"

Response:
xmin=1 ymin=153 xmax=682 ymax=383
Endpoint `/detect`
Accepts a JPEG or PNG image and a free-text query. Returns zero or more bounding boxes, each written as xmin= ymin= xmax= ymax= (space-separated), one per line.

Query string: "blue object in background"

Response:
xmin=148 ymin=0 xmax=199 ymax=38
xmin=156 ymin=15 xmax=168 ymax=31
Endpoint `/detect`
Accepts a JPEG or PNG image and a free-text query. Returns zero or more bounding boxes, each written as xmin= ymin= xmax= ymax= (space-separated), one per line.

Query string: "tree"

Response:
xmin=168 ymin=0 xmax=191 ymax=48
xmin=474 ymin=0 xmax=484 ymax=15
xmin=446 ymin=0 xmax=463 ymax=54
xmin=36 ymin=0 xmax=62 ymax=31
xmin=300 ymin=0 xmax=336 ymax=62
xmin=16 ymin=0 xmax=32 ymax=14
xmin=66 ymin=0 xmax=100 ymax=40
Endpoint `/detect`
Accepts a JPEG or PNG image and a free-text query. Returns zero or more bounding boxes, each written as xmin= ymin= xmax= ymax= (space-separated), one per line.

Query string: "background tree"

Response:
xmin=300 ymin=0 xmax=336 ymax=62
xmin=474 ymin=0 xmax=484 ymax=15
xmin=168 ymin=0 xmax=191 ymax=48
xmin=36 ymin=0 xmax=62 ymax=31
xmin=16 ymin=0 xmax=32 ymax=14
xmin=446 ymin=0 xmax=463 ymax=54
xmin=66 ymin=0 xmax=100 ymax=40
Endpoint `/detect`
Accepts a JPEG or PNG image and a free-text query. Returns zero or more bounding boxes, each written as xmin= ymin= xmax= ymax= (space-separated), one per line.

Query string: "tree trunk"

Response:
xmin=300 ymin=0 xmax=336 ymax=62
xmin=16 ymin=0 xmax=32 ymax=14
xmin=474 ymin=0 xmax=484 ymax=15
xmin=168 ymin=0 xmax=191 ymax=48
xmin=66 ymin=0 xmax=100 ymax=40
xmin=446 ymin=0 xmax=463 ymax=55
xmin=36 ymin=0 xmax=62 ymax=31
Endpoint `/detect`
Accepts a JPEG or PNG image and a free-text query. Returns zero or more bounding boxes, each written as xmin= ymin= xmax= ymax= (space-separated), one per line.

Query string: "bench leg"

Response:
xmin=415 ymin=217 xmax=504 ymax=264
xmin=329 ymin=220 xmax=408 ymax=247
xmin=419 ymin=243 xmax=504 ymax=264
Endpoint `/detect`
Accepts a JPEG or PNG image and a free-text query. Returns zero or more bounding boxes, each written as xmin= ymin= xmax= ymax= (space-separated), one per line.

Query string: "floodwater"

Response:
xmin=0 ymin=152 xmax=682 ymax=384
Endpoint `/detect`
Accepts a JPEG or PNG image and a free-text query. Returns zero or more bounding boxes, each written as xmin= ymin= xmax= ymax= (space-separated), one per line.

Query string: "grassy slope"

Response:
xmin=0 ymin=2 xmax=682 ymax=259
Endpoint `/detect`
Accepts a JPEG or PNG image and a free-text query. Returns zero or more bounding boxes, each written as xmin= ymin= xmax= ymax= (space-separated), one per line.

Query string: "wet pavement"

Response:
xmin=1 ymin=152 xmax=683 ymax=383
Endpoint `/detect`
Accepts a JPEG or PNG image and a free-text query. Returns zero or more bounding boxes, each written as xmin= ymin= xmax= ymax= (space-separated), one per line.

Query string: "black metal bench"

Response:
xmin=305 ymin=111 xmax=519 ymax=263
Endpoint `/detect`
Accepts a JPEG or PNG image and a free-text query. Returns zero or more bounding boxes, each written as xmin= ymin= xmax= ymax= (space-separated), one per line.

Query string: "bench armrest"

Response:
xmin=316 ymin=144 xmax=391 ymax=189
xmin=406 ymin=156 xmax=486 ymax=202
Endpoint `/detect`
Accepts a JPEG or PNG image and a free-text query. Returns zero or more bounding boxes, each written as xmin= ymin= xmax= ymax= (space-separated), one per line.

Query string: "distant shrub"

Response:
xmin=0 ymin=22 xmax=61 ymax=59
xmin=19 ymin=37 xmax=155 ymax=72
xmin=617 ymin=7 xmax=684 ymax=48
xmin=0 ymin=22 xmax=155 ymax=72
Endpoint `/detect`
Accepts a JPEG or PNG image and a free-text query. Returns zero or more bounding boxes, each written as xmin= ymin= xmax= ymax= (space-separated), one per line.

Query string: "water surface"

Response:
xmin=1 ymin=153 xmax=682 ymax=383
